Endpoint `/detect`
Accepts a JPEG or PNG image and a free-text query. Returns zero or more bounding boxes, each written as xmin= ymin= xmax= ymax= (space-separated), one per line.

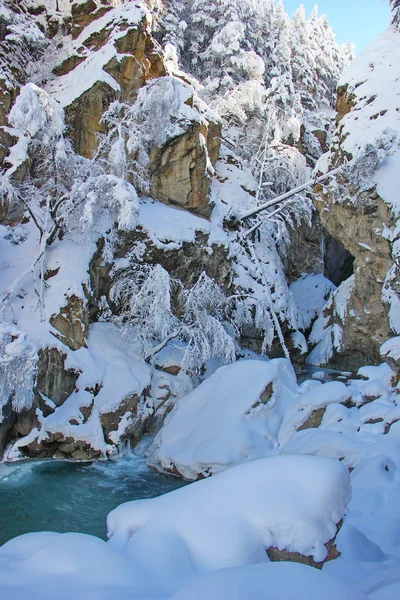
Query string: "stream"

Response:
xmin=0 ymin=440 xmax=187 ymax=546
xmin=0 ymin=368 xmax=355 ymax=547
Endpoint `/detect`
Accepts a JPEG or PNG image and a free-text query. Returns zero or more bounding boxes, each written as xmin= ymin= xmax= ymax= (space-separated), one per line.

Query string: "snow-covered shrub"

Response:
xmin=111 ymin=264 xmax=180 ymax=357
xmin=111 ymin=266 xmax=236 ymax=373
xmin=0 ymin=324 xmax=37 ymax=420
xmin=0 ymin=4 xmax=45 ymax=90
xmin=178 ymin=272 xmax=236 ymax=372
xmin=5 ymin=83 xmax=65 ymax=177
xmin=99 ymin=76 xmax=202 ymax=192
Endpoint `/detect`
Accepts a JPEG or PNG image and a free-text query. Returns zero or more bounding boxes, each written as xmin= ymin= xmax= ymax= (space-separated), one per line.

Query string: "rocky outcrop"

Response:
xmin=311 ymin=27 xmax=400 ymax=368
xmin=149 ymin=121 xmax=213 ymax=217
xmin=49 ymin=5 xmax=166 ymax=158
xmin=130 ymin=76 xmax=221 ymax=217
xmin=43 ymin=3 xmax=221 ymax=216
xmin=313 ymin=188 xmax=394 ymax=366
xmin=0 ymin=346 xmax=79 ymax=457
xmin=50 ymin=295 xmax=89 ymax=351
xmin=267 ymin=522 xmax=341 ymax=569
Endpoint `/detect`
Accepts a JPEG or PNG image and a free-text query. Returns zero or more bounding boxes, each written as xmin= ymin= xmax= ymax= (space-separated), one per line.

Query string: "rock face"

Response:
xmin=42 ymin=3 xmax=220 ymax=216
xmin=149 ymin=121 xmax=213 ymax=216
xmin=49 ymin=4 xmax=166 ymax=159
xmin=130 ymin=76 xmax=222 ymax=217
xmin=50 ymin=295 xmax=89 ymax=351
xmin=313 ymin=186 xmax=393 ymax=366
xmin=311 ymin=27 xmax=400 ymax=367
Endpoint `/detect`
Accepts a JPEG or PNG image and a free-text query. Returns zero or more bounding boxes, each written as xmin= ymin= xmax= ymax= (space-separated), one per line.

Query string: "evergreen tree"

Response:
xmin=392 ymin=0 xmax=400 ymax=28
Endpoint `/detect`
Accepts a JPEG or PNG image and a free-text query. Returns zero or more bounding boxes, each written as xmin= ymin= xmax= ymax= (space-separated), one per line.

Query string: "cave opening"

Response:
xmin=322 ymin=227 xmax=355 ymax=287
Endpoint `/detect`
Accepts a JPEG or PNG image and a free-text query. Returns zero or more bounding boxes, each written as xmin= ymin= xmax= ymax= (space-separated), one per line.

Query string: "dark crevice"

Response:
xmin=322 ymin=227 xmax=355 ymax=287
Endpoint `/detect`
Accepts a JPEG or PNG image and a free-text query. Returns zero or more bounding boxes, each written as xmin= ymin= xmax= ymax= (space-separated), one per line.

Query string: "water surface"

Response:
xmin=0 ymin=442 xmax=186 ymax=546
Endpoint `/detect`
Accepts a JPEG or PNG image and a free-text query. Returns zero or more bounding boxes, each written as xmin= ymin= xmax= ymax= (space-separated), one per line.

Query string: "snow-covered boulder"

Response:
xmin=148 ymin=358 xmax=353 ymax=480
xmin=108 ymin=455 xmax=351 ymax=579
xmin=148 ymin=359 xmax=299 ymax=479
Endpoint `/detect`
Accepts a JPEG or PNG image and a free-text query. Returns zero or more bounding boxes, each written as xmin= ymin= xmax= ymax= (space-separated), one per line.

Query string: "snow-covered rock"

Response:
xmin=312 ymin=23 xmax=400 ymax=367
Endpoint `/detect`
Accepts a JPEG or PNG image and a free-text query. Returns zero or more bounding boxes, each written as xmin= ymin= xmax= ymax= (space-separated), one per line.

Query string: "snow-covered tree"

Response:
xmin=391 ymin=0 xmax=400 ymax=27
xmin=111 ymin=266 xmax=236 ymax=373
xmin=0 ymin=324 xmax=37 ymax=420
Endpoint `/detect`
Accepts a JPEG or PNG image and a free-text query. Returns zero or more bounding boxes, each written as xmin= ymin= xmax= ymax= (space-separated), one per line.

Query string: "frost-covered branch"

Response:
xmin=239 ymin=168 xmax=340 ymax=220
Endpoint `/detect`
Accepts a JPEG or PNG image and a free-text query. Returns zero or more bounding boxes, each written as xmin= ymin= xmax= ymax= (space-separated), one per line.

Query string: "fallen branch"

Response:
xmin=239 ymin=168 xmax=340 ymax=221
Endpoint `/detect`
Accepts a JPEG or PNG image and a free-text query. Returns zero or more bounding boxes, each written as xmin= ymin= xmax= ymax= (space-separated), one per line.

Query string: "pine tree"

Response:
xmin=392 ymin=0 xmax=400 ymax=28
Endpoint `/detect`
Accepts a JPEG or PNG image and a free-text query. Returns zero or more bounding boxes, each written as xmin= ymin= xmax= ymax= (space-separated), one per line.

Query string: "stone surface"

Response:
xmin=35 ymin=347 xmax=80 ymax=407
xmin=50 ymin=295 xmax=89 ymax=351
xmin=62 ymin=11 xmax=165 ymax=158
xmin=314 ymin=188 xmax=394 ymax=366
xmin=148 ymin=123 xmax=213 ymax=217
xmin=267 ymin=520 xmax=342 ymax=570
xmin=101 ymin=393 xmax=141 ymax=445
xmin=312 ymin=83 xmax=397 ymax=367
xmin=296 ymin=407 xmax=327 ymax=432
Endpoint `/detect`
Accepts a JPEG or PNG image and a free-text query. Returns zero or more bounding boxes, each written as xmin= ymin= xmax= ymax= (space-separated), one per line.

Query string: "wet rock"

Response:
xmin=101 ymin=393 xmax=146 ymax=446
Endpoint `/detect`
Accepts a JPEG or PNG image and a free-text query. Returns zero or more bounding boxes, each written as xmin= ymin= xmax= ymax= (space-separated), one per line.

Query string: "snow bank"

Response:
xmin=149 ymin=358 xmax=355 ymax=479
xmin=108 ymin=455 xmax=350 ymax=570
xmin=138 ymin=198 xmax=212 ymax=250
xmin=169 ymin=562 xmax=368 ymax=600
xmin=0 ymin=532 xmax=139 ymax=600
xmin=148 ymin=359 xmax=299 ymax=479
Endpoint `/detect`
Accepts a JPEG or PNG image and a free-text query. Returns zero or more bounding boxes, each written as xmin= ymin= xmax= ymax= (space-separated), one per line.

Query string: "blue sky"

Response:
xmin=283 ymin=0 xmax=391 ymax=52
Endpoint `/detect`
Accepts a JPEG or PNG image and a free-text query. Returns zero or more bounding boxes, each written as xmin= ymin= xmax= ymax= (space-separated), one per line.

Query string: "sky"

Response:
xmin=283 ymin=0 xmax=391 ymax=52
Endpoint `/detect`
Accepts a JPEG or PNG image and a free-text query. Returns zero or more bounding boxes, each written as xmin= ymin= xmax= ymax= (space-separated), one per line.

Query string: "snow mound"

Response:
xmin=169 ymin=562 xmax=368 ymax=600
xmin=148 ymin=359 xmax=299 ymax=479
xmin=108 ymin=455 xmax=350 ymax=570
xmin=0 ymin=532 xmax=138 ymax=600
xmin=148 ymin=358 xmax=354 ymax=480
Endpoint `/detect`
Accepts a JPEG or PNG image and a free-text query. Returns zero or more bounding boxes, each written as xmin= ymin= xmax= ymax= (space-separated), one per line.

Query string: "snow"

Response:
xmin=290 ymin=273 xmax=336 ymax=330
xmin=381 ymin=336 xmax=400 ymax=362
xmin=148 ymin=359 xmax=298 ymax=479
xmin=0 ymin=455 xmax=352 ymax=599
xmin=0 ymin=532 xmax=139 ymax=600
xmin=6 ymin=323 xmax=152 ymax=460
xmin=307 ymin=275 xmax=355 ymax=366
xmin=169 ymin=562 xmax=368 ymax=600
xmin=336 ymin=27 xmax=400 ymax=214
xmin=108 ymin=455 xmax=350 ymax=566
xmin=138 ymin=198 xmax=212 ymax=250
xmin=5 ymin=83 xmax=65 ymax=175
xmin=46 ymin=3 xmax=148 ymax=107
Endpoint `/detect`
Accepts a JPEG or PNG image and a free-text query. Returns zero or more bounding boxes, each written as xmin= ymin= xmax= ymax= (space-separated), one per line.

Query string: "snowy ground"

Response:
xmin=1 ymin=357 xmax=400 ymax=598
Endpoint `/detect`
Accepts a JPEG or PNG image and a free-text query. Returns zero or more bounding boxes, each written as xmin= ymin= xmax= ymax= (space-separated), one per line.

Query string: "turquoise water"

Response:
xmin=0 ymin=442 xmax=187 ymax=546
